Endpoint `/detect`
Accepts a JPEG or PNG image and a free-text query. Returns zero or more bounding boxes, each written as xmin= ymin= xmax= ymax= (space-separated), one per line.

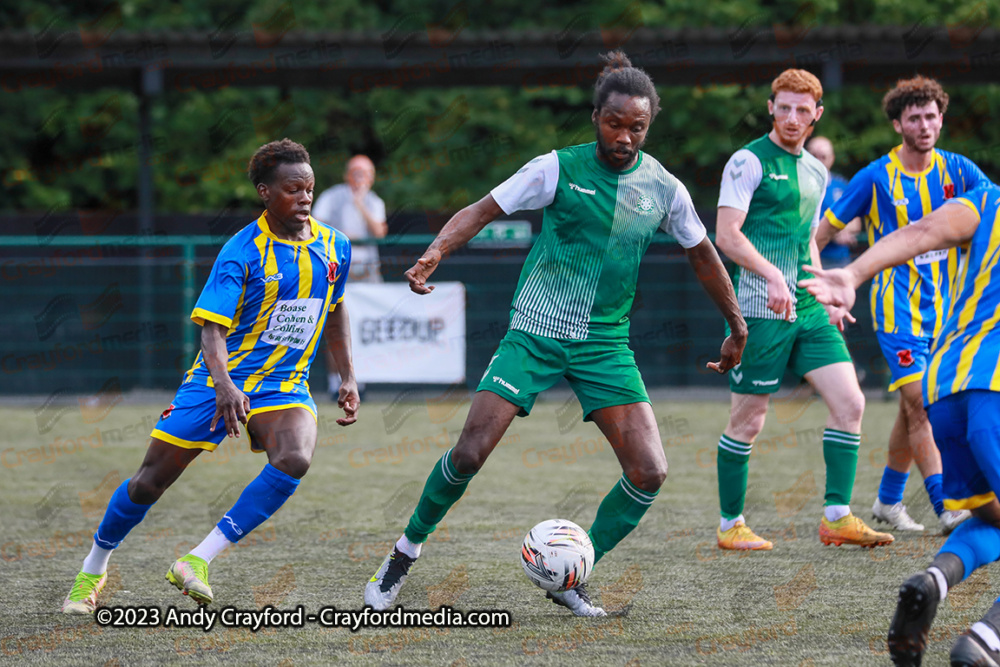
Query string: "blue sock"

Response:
xmin=939 ymin=517 xmax=1000 ymax=582
xmin=94 ymin=480 xmax=154 ymax=549
xmin=878 ymin=467 xmax=909 ymax=505
xmin=924 ymin=473 xmax=945 ymax=516
xmin=217 ymin=464 xmax=300 ymax=543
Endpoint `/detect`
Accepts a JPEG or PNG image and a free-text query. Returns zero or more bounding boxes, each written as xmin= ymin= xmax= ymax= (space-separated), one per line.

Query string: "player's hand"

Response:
xmin=799 ymin=265 xmax=858 ymax=311
xmin=766 ymin=273 xmax=795 ymax=321
xmin=823 ymin=303 xmax=857 ymax=332
xmin=404 ymin=249 xmax=442 ymax=295
xmin=336 ymin=378 xmax=359 ymax=426
xmin=210 ymin=381 xmax=250 ymax=438
xmin=707 ymin=331 xmax=746 ymax=374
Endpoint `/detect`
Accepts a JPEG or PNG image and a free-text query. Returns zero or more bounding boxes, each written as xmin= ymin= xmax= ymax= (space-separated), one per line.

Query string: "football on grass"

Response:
xmin=520 ymin=519 xmax=594 ymax=592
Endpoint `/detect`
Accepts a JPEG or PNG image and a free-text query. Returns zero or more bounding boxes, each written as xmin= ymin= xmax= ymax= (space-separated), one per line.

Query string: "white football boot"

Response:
xmin=547 ymin=584 xmax=607 ymax=617
xmin=940 ymin=509 xmax=972 ymax=535
xmin=873 ymin=499 xmax=925 ymax=531
xmin=365 ymin=547 xmax=417 ymax=610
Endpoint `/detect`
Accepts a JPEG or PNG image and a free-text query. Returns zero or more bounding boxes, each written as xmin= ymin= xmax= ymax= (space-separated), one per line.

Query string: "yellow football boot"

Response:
xmin=166 ymin=554 xmax=213 ymax=605
xmin=717 ymin=521 xmax=774 ymax=550
xmin=820 ymin=513 xmax=894 ymax=547
xmin=61 ymin=571 xmax=107 ymax=614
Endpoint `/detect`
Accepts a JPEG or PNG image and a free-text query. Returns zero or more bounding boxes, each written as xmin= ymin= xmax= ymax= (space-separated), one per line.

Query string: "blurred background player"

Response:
xmin=802 ymin=183 xmax=1000 ymax=667
xmin=714 ymin=69 xmax=893 ymax=551
xmin=805 ymin=135 xmax=862 ymax=268
xmin=815 ymin=76 xmax=990 ymax=535
xmin=364 ymin=50 xmax=746 ymax=617
xmin=312 ymin=155 xmax=387 ymax=401
xmin=61 ymin=139 xmax=359 ymax=614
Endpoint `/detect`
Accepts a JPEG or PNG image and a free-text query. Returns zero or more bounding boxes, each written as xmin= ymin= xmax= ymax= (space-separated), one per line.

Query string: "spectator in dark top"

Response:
xmin=807 ymin=136 xmax=862 ymax=268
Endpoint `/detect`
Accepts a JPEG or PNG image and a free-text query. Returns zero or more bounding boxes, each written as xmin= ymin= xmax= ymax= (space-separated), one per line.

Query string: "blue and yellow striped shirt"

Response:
xmin=926 ymin=185 xmax=1000 ymax=405
xmin=825 ymin=146 xmax=990 ymax=337
xmin=185 ymin=213 xmax=351 ymax=394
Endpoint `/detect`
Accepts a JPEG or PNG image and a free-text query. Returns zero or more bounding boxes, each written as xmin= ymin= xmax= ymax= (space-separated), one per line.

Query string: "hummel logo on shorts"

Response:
xmin=493 ymin=376 xmax=520 ymax=394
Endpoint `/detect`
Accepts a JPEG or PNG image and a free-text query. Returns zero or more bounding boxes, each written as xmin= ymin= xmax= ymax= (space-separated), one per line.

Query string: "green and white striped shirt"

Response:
xmin=491 ymin=143 xmax=706 ymax=340
xmin=718 ymin=134 xmax=828 ymax=320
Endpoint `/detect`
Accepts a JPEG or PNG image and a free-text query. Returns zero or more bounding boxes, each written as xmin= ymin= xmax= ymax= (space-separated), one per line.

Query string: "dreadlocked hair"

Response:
xmin=247 ymin=138 xmax=311 ymax=186
xmin=592 ymin=50 xmax=661 ymax=120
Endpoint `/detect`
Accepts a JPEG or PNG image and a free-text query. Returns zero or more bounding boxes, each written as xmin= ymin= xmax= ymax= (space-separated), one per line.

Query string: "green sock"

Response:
xmin=823 ymin=429 xmax=861 ymax=506
xmin=718 ymin=435 xmax=752 ymax=520
xmin=587 ymin=474 xmax=658 ymax=564
xmin=403 ymin=449 xmax=475 ymax=543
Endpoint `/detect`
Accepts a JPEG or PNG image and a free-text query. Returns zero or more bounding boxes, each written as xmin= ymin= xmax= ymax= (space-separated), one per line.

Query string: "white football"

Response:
xmin=520 ymin=519 xmax=594 ymax=592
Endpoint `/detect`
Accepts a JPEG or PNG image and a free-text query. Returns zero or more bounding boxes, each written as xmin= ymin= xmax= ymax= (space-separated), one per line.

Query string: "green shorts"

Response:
xmin=477 ymin=329 xmax=649 ymax=420
xmin=728 ymin=304 xmax=852 ymax=395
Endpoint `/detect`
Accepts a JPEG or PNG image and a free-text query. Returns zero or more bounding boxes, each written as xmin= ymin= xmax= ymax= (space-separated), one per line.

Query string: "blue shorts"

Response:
xmin=927 ymin=390 xmax=1000 ymax=511
xmin=150 ymin=381 xmax=317 ymax=452
xmin=876 ymin=331 xmax=933 ymax=392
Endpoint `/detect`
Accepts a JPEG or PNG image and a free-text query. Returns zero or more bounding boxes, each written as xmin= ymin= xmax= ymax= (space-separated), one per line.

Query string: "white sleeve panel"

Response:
xmin=489 ymin=151 xmax=559 ymax=214
xmin=811 ymin=169 xmax=830 ymax=229
xmin=660 ymin=180 xmax=707 ymax=248
xmin=717 ymin=149 xmax=763 ymax=212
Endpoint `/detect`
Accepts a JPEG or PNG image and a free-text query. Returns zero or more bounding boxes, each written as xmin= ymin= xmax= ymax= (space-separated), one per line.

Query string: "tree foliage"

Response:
xmin=2 ymin=1 xmax=998 ymax=213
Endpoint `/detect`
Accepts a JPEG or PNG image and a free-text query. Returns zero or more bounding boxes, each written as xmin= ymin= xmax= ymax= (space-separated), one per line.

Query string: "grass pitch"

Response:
xmin=0 ymin=392 xmax=986 ymax=665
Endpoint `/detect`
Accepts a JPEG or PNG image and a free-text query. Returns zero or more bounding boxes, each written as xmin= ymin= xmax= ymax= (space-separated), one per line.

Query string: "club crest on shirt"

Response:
xmin=636 ymin=194 xmax=655 ymax=214
xmin=327 ymin=260 xmax=339 ymax=284
xmin=943 ymin=183 xmax=955 ymax=199
xmin=897 ymin=349 xmax=915 ymax=368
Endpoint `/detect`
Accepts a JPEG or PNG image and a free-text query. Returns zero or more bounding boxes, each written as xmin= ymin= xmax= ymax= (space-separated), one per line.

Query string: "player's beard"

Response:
xmin=595 ymin=132 xmax=644 ymax=169
xmin=901 ymin=126 xmax=939 ymax=154
xmin=771 ymin=118 xmax=815 ymax=148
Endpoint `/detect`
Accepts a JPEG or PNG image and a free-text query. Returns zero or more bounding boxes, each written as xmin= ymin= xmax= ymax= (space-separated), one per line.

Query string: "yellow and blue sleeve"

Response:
xmin=957 ymin=154 xmax=994 ymax=192
xmin=328 ymin=238 xmax=352 ymax=312
xmin=825 ymin=165 xmax=874 ymax=230
xmin=191 ymin=245 xmax=246 ymax=327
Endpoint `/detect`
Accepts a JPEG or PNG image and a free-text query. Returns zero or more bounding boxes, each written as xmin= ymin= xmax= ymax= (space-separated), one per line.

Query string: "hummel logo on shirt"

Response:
xmin=768 ymin=173 xmax=789 ymax=181
xmin=569 ymin=183 xmax=596 ymax=195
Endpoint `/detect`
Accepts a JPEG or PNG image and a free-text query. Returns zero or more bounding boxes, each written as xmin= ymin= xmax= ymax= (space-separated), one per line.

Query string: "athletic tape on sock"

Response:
xmin=973 ymin=622 xmax=1000 ymax=652
xmin=927 ymin=566 xmax=948 ymax=600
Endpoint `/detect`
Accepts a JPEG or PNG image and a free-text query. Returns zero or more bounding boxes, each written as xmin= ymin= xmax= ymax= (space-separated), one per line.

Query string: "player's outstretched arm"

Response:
xmin=813 ymin=217 xmax=840 ymax=252
xmin=800 ymin=201 xmax=981 ymax=312
xmin=405 ymin=194 xmax=504 ymax=294
xmin=810 ymin=227 xmax=855 ymax=332
xmin=684 ymin=237 xmax=747 ymax=374
xmin=202 ymin=322 xmax=250 ymax=438
xmin=715 ymin=206 xmax=795 ymax=320
xmin=325 ymin=303 xmax=358 ymax=426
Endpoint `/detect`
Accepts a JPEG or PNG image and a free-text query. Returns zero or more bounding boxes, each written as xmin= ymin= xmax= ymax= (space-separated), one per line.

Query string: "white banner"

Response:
xmin=343 ymin=282 xmax=466 ymax=383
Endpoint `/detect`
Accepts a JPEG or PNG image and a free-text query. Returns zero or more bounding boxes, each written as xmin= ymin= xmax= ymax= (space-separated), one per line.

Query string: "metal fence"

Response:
xmin=0 ymin=234 xmax=885 ymax=396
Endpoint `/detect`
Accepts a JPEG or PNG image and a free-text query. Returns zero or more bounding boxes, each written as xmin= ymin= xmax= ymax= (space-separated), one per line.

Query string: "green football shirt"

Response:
xmin=717 ymin=134 xmax=828 ymax=320
xmin=490 ymin=142 xmax=706 ymax=340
